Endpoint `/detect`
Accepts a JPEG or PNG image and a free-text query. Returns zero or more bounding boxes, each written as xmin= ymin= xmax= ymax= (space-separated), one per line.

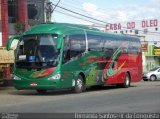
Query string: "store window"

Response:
xmin=155 ymin=28 xmax=158 ymax=31
xmin=120 ymin=31 xmax=123 ymax=34
xmin=8 ymin=0 xmax=18 ymax=23
xmin=135 ymin=29 xmax=138 ymax=34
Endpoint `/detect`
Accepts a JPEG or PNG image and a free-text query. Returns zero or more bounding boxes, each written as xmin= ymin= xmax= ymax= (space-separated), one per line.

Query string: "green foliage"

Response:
xmin=15 ymin=21 xmax=25 ymax=35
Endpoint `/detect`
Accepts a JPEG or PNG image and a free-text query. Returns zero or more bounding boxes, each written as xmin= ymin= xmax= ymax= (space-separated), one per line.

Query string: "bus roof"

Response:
xmin=24 ymin=23 xmax=100 ymax=34
xmin=23 ymin=23 xmax=140 ymax=42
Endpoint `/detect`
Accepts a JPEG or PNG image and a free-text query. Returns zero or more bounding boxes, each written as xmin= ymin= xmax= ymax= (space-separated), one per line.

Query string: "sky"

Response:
xmin=51 ymin=0 xmax=160 ymax=25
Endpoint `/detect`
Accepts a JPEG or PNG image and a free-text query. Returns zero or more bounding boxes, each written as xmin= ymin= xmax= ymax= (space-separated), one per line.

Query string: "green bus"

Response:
xmin=7 ymin=23 xmax=142 ymax=94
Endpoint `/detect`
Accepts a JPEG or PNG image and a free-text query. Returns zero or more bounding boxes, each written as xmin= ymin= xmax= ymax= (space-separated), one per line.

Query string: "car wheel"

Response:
xmin=36 ymin=89 xmax=47 ymax=94
xmin=72 ymin=75 xmax=86 ymax=93
xmin=150 ymin=75 xmax=156 ymax=81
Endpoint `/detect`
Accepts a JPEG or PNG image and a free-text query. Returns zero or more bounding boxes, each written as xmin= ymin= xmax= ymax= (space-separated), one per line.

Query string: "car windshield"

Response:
xmin=150 ymin=67 xmax=160 ymax=71
xmin=16 ymin=34 xmax=59 ymax=69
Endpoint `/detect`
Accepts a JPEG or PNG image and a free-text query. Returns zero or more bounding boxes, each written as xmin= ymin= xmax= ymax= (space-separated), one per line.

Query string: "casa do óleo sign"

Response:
xmin=106 ymin=19 xmax=158 ymax=31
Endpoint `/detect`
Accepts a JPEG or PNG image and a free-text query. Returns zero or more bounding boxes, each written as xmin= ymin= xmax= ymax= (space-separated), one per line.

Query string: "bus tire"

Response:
xmin=122 ymin=73 xmax=130 ymax=88
xmin=36 ymin=89 xmax=47 ymax=94
xmin=116 ymin=73 xmax=130 ymax=88
xmin=73 ymin=75 xmax=85 ymax=93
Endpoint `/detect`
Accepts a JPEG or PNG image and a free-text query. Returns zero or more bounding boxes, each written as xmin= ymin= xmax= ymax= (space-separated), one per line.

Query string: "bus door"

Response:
xmin=61 ymin=34 xmax=86 ymax=88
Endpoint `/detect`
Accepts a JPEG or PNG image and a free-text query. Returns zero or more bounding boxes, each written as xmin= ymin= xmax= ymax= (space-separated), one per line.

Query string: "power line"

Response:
xmin=60 ymin=0 xmax=158 ymax=22
xmin=52 ymin=3 xmax=160 ymax=35
xmin=55 ymin=10 xmax=106 ymax=27
xmin=57 ymin=0 xmax=136 ymax=21
xmin=59 ymin=2 xmax=91 ymax=16
xmin=52 ymin=1 xmax=157 ymax=27
xmin=55 ymin=10 xmax=160 ymax=36
xmin=52 ymin=3 xmax=108 ymax=24
xmin=55 ymin=1 xmax=88 ymax=12
xmin=52 ymin=0 xmax=61 ymax=12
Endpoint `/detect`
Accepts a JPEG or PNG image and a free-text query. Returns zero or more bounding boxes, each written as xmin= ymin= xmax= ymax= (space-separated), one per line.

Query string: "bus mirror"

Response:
xmin=56 ymin=35 xmax=63 ymax=49
xmin=6 ymin=35 xmax=20 ymax=51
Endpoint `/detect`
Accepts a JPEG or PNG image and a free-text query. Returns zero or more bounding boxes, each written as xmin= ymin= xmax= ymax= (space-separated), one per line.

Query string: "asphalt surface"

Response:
xmin=0 ymin=81 xmax=160 ymax=113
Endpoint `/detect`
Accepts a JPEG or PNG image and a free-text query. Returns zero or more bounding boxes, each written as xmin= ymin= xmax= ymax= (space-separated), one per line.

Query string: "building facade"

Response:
xmin=106 ymin=18 xmax=160 ymax=71
xmin=0 ymin=0 xmax=47 ymax=47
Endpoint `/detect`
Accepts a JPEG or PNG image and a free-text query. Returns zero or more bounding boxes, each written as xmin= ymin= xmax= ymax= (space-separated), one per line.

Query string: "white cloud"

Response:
xmin=82 ymin=2 xmax=132 ymax=23
xmin=82 ymin=2 xmax=160 ymax=24
xmin=151 ymin=0 xmax=160 ymax=10
xmin=83 ymin=2 xmax=98 ymax=12
xmin=116 ymin=11 xmax=128 ymax=22
xmin=152 ymin=0 xmax=160 ymax=5
xmin=82 ymin=2 xmax=111 ymax=22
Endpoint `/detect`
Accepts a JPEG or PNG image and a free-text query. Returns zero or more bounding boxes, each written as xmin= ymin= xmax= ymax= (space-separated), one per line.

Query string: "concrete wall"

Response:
xmin=0 ymin=20 xmax=1 ymax=46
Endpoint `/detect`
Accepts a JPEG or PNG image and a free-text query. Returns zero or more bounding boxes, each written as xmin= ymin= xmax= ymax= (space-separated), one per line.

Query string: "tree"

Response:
xmin=15 ymin=21 xmax=25 ymax=35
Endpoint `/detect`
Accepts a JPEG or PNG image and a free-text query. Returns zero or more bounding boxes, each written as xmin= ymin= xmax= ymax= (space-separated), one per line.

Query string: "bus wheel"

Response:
xmin=122 ymin=73 xmax=130 ymax=88
xmin=73 ymin=75 xmax=85 ymax=93
xmin=36 ymin=89 xmax=47 ymax=94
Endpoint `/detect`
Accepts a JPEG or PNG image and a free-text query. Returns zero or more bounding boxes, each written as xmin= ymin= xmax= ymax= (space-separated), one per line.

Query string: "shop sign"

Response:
xmin=141 ymin=42 xmax=148 ymax=52
xmin=106 ymin=19 xmax=158 ymax=31
xmin=154 ymin=47 xmax=160 ymax=55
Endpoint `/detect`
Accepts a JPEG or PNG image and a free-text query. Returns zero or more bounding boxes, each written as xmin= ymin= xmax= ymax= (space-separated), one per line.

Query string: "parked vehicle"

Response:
xmin=143 ymin=66 xmax=160 ymax=81
xmin=6 ymin=23 xmax=142 ymax=94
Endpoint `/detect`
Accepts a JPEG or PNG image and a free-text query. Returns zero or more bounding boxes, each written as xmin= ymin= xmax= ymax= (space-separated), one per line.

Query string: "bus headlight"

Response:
xmin=13 ymin=75 xmax=21 ymax=80
xmin=48 ymin=74 xmax=61 ymax=80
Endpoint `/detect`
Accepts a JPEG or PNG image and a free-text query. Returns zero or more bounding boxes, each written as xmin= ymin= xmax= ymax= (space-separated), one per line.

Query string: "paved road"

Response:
xmin=0 ymin=81 xmax=160 ymax=113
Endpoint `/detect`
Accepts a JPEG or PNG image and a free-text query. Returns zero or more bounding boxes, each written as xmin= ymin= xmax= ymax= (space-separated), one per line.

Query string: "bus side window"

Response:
xmin=103 ymin=38 xmax=116 ymax=51
xmin=121 ymin=41 xmax=129 ymax=53
xmin=87 ymin=34 xmax=104 ymax=51
xmin=63 ymin=36 xmax=70 ymax=63
xmin=69 ymin=34 xmax=86 ymax=58
xmin=129 ymin=41 xmax=138 ymax=54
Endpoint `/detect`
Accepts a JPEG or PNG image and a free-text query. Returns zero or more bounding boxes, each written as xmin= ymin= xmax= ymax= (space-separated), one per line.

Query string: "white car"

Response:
xmin=143 ymin=66 xmax=160 ymax=81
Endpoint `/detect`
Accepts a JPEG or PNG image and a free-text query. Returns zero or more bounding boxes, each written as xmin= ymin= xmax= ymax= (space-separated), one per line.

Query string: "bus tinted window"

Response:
xmin=87 ymin=34 xmax=104 ymax=50
xmin=129 ymin=40 xmax=141 ymax=54
xmin=120 ymin=40 xmax=129 ymax=53
xmin=63 ymin=36 xmax=70 ymax=63
xmin=87 ymin=34 xmax=121 ymax=51
xmin=69 ymin=34 xmax=86 ymax=57
xmin=103 ymin=38 xmax=120 ymax=51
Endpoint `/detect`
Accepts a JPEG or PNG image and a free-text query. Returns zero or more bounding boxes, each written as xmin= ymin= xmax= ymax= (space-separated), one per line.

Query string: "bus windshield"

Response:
xmin=16 ymin=34 xmax=59 ymax=69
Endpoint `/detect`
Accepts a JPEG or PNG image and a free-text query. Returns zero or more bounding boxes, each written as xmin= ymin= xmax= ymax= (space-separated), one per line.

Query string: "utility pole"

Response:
xmin=44 ymin=0 xmax=53 ymax=22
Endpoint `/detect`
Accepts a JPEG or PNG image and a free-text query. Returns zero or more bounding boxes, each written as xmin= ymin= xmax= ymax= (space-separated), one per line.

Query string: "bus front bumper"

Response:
xmin=13 ymin=79 xmax=61 ymax=90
